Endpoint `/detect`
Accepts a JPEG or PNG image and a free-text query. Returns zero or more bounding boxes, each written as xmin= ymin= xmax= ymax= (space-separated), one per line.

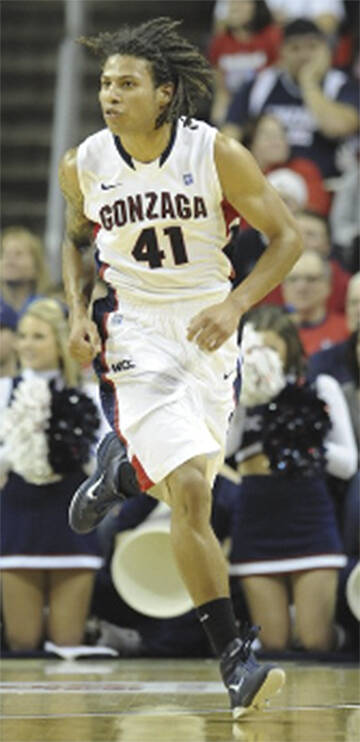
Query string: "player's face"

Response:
xmin=99 ymin=55 xmax=173 ymax=135
xmin=17 ymin=315 xmax=60 ymax=372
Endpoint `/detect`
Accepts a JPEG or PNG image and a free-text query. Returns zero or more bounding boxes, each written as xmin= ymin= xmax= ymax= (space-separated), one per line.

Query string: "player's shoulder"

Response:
xmin=176 ymin=118 xmax=220 ymax=162
xmin=178 ymin=116 xmax=217 ymax=140
xmin=61 ymin=129 xmax=108 ymax=164
xmin=214 ymin=129 xmax=251 ymax=166
xmin=59 ymin=146 xmax=79 ymax=193
xmin=78 ymin=127 xmax=112 ymax=154
xmin=75 ymin=128 xmax=115 ymax=177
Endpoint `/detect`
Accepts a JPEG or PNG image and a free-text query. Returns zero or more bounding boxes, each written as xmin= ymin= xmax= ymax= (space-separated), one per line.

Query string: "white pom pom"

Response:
xmin=239 ymin=324 xmax=286 ymax=406
xmin=0 ymin=378 xmax=60 ymax=484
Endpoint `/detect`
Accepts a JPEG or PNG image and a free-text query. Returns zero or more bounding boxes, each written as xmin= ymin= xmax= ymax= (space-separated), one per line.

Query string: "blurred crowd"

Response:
xmin=0 ymin=0 xmax=359 ymax=659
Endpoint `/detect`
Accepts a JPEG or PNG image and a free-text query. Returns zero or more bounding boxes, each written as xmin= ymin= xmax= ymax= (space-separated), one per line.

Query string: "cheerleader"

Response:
xmin=0 ymin=298 xmax=104 ymax=651
xmin=226 ymin=305 xmax=357 ymax=651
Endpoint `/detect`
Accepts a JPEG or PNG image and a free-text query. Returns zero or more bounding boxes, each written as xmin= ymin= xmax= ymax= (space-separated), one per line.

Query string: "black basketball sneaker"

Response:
xmin=69 ymin=432 xmax=140 ymax=534
xmin=220 ymin=626 xmax=285 ymax=719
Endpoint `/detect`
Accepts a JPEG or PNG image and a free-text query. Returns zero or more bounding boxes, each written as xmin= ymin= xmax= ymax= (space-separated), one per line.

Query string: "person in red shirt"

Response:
xmin=264 ymin=210 xmax=351 ymax=314
xmin=282 ymin=250 xmax=349 ymax=357
xmin=243 ymin=113 xmax=331 ymax=215
xmin=208 ymin=0 xmax=281 ymax=126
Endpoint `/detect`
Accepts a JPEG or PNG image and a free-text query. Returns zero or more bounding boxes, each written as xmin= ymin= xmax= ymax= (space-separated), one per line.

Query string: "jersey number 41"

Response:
xmin=132 ymin=226 xmax=189 ymax=269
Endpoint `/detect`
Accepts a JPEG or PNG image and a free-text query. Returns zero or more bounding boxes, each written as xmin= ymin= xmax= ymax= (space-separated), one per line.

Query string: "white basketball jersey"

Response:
xmin=76 ymin=118 xmax=237 ymax=302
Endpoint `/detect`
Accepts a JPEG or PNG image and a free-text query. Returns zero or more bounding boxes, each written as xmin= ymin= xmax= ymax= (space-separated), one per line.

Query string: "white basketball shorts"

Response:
xmin=96 ymin=293 xmax=238 ymax=491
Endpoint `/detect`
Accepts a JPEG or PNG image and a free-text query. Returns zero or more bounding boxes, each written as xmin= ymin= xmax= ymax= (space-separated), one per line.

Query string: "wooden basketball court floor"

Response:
xmin=0 ymin=657 xmax=359 ymax=742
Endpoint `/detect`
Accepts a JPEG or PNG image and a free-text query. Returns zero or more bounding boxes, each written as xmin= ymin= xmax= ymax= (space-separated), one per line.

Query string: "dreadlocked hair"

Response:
xmin=78 ymin=17 xmax=214 ymax=128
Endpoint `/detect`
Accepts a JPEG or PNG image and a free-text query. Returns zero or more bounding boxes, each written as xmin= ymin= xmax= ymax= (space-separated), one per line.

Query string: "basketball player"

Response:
xmin=60 ymin=18 xmax=302 ymax=719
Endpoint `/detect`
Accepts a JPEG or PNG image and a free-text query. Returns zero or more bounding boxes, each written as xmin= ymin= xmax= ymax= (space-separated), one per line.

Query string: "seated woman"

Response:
xmin=226 ymin=305 xmax=357 ymax=651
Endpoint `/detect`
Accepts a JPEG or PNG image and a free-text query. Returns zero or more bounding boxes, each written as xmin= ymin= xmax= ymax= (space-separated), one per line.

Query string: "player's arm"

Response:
xmin=59 ymin=148 xmax=101 ymax=364
xmin=216 ymin=132 xmax=303 ymax=311
xmin=188 ymin=134 xmax=302 ymax=350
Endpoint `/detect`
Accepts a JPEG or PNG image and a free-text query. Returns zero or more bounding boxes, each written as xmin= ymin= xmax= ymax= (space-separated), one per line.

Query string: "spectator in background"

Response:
xmin=346 ymin=272 xmax=360 ymax=333
xmin=223 ymin=18 xmax=359 ymax=178
xmin=266 ymin=168 xmax=308 ymax=214
xmin=208 ymin=0 xmax=281 ymax=126
xmin=0 ymin=227 xmax=50 ymax=317
xmin=330 ymin=163 xmax=360 ymax=274
xmin=339 ymin=328 xmax=359 ymax=558
xmin=336 ymin=324 xmax=360 ymax=652
xmin=340 ymin=329 xmax=360 ymax=448
xmin=296 ymin=211 xmax=351 ymax=314
xmin=282 ymin=249 xmax=349 ymax=356
xmin=212 ymin=0 xmax=345 ymax=38
xmin=226 ymin=305 xmax=356 ymax=651
xmin=332 ymin=0 xmax=359 ymax=74
xmin=266 ymin=0 xmax=345 ymax=37
xmin=224 ymin=167 xmax=307 ymax=288
xmin=0 ymin=298 xmax=103 ymax=651
xmin=307 ymin=323 xmax=359 ymax=649
xmin=243 ymin=113 xmax=331 ymax=214
xmin=264 ymin=210 xmax=351 ymax=314
xmin=0 ymin=298 xmax=18 ymax=378
xmin=307 ymin=273 xmax=360 ymax=384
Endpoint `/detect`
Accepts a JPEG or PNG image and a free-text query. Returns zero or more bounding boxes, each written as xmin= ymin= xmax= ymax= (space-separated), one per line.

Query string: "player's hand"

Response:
xmin=68 ymin=313 xmax=101 ymax=365
xmin=187 ymin=295 xmax=240 ymax=351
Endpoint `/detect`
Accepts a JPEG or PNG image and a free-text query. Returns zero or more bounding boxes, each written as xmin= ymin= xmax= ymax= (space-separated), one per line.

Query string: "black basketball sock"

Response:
xmin=196 ymin=597 xmax=239 ymax=657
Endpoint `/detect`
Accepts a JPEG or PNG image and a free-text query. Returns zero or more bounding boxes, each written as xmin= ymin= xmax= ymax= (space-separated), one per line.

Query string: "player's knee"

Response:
xmin=167 ymin=461 xmax=211 ymax=522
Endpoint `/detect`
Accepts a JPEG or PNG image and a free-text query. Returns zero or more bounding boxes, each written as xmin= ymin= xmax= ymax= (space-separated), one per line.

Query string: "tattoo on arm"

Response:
xmin=66 ymin=205 xmax=94 ymax=250
xmin=59 ymin=148 xmax=93 ymax=250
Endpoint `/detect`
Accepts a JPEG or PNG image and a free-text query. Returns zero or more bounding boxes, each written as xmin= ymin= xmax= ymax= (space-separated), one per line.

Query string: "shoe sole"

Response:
xmin=232 ymin=667 xmax=286 ymax=720
xmin=96 ymin=432 xmax=119 ymax=469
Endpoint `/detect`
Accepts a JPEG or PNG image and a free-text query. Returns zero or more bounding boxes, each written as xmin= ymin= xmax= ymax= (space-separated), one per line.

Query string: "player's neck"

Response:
xmin=118 ymin=122 xmax=172 ymax=163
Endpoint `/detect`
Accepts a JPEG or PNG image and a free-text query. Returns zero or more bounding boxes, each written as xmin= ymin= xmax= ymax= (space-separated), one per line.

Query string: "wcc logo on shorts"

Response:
xmin=111 ymin=358 xmax=136 ymax=373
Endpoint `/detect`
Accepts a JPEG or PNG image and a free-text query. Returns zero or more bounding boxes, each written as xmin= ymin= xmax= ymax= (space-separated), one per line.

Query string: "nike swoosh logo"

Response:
xmin=229 ymin=677 xmax=245 ymax=693
xmin=199 ymin=613 xmax=209 ymax=623
xmin=87 ymin=474 xmax=104 ymax=499
xmin=101 ymin=183 xmax=122 ymax=190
